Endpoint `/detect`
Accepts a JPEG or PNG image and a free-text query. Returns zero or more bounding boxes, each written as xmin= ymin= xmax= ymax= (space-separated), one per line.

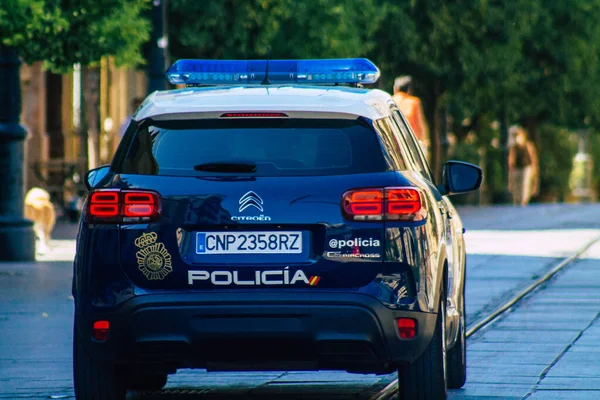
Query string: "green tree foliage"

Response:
xmin=514 ymin=1 xmax=600 ymax=132
xmin=368 ymin=0 xmax=600 ymax=197
xmin=0 ymin=0 xmax=151 ymax=71
xmin=168 ymin=0 xmax=285 ymax=59
xmin=0 ymin=1 xmax=66 ymax=60
xmin=446 ymin=1 xmax=534 ymax=123
xmin=0 ymin=0 xmax=152 ymax=170
xmin=0 ymin=1 xmax=64 ymax=54
xmin=3 ymin=0 xmax=600 ymax=201
xmin=168 ymin=0 xmax=382 ymax=60
xmin=370 ymin=0 xmax=539 ymax=178
xmin=536 ymin=125 xmax=578 ymax=201
xmin=370 ymin=0 xmax=600 ymax=128
xmin=48 ymin=0 xmax=151 ymax=71
xmin=266 ymin=0 xmax=383 ymax=59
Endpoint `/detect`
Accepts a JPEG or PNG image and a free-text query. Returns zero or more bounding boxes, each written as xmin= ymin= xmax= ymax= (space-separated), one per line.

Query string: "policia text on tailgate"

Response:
xmin=73 ymin=58 xmax=482 ymax=400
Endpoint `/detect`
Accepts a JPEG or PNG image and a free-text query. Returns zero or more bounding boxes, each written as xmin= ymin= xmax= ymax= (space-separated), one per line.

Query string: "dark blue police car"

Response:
xmin=72 ymin=58 xmax=482 ymax=400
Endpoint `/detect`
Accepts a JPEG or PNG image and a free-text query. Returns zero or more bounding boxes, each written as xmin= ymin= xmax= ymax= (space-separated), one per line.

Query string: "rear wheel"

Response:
xmin=397 ymin=291 xmax=447 ymax=400
xmin=73 ymin=321 xmax=127 ymax=400
xmin=447 ymin=278 xmax=467 ymax=389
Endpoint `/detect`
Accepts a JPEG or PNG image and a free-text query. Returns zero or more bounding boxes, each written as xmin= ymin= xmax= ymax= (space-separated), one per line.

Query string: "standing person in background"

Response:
xmin=392 ymin=76 xmax=430 ymax=162
xmin=508 ymin=126 xmax=539 ymax=206
xmin=119 ymin=97 xmax=144 ymax=138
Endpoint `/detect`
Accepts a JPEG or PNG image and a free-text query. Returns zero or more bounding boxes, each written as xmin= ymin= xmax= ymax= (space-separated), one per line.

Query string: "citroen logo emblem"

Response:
xmin=239 ymin=191 xmax=263 ymax=212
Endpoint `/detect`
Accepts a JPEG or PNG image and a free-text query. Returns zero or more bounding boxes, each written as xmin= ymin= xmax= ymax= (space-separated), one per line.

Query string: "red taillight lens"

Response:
xmin=220 ymin=112 xmax=289 ymax=118
xmin=89 ymin=191 xmax=119 ymax=218
xmin=93 ymin=320 xmax=110 ymax=341
xmin=123 ymin=192 xmax=157 ymax=217
xmin=87 ymin=189 xmax=161 ymax=223
xmin=387 ymin=189 xmax=421 ymax=215
xmin=343 ymin=189 xmax=383 ymax=216
xmin=342 ymin=187 xmax=425 ymax=221
xmin=396 ymin=318 xmax=417 ymax=339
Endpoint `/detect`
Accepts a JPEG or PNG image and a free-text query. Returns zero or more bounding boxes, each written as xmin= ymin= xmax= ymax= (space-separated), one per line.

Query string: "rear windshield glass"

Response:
xmin=117 ymin=118 xmax=387 ymax=177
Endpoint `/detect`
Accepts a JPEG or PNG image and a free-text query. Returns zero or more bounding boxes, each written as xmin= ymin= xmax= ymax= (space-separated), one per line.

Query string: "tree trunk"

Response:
xmin=75 ymin=66 xmax=87 ymax=171
xmin=82 ymin=66 xmax=101 ymax=171
xmin=498 ymin=107 xmax=512 ymax=203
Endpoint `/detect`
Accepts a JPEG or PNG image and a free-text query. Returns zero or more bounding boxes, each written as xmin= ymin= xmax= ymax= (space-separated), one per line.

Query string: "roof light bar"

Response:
xmin=165 ymin=58 xmax=380 ymax=86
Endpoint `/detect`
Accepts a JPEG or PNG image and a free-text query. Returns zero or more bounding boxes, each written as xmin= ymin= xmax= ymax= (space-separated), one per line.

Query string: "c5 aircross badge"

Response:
xmin=135 ymin=232 xmax=173 ymax=280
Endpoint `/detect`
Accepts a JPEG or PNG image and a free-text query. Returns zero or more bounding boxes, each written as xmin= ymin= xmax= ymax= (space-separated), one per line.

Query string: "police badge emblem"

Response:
xmin=135 ymin=232 xmax=173 ymax=280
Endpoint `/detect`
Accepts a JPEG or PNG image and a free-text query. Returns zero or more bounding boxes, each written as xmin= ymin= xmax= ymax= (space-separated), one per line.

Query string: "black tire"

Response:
xmin=397 ymin=292 xmax=447 ymax=400
xmin=73 ymin=321 xmax=127 ymax=400
xmin=128 ymin=373 xmax=168 ymax=392
xmin=447 ymin=278 xmax=467 ymax=389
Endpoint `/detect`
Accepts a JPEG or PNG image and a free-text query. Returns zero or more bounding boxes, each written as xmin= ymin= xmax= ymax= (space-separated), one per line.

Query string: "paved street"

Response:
xmin=449 ymin=205 xmax=600 ymax=400
xmin=2 ymin=203 xmax=600 ymax=399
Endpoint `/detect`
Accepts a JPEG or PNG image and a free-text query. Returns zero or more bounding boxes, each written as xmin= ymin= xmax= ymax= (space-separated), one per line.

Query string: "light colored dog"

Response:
xmin=24 ymin=187 xmax=57 ymax=254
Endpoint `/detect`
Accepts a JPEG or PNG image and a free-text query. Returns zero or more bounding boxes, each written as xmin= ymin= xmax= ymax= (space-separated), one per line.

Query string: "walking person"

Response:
xmin=508 ymin=126 xmax=539 ymax=206
xmin=392 ymin=76 xmax=430 ymax=162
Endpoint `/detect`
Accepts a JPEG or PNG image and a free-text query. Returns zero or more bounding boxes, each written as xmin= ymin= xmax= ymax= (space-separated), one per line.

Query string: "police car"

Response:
xmin=72 ymin=58 xmax=482 ymax=400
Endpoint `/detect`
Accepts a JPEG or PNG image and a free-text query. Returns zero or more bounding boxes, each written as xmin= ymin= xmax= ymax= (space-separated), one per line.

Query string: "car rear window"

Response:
xmin=117 ymin=118 xmax=387 ymax=177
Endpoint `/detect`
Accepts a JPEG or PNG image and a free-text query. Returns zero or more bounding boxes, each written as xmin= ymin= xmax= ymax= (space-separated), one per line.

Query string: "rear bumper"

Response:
xmin=77 ymin=292 xmax=437 ymax=374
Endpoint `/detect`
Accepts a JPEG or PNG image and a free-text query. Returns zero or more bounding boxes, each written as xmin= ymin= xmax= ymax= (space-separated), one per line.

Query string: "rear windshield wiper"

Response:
xmin=193 ymin=162 xmax=257 ymax=173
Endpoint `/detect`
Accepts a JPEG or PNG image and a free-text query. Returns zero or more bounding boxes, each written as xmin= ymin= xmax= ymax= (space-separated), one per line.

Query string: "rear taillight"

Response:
xmin=342 ymin=187 xmax=426 ymax=221
xmin=123 ymin=192 xmax=158 ymax=218
xmin=87 ymin=189 xmax=161 ymax=223
xmin=89 ymin=191 xmax=119 ymax=218
xmin=93 ymin=320 xmax=110 ymax=341
xmin=396 ymin=318 xmax=417 ymax=339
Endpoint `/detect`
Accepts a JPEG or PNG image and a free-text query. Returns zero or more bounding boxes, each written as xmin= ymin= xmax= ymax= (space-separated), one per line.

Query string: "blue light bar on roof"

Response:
xmin=165 ymin=58 xmax=380 ymax=85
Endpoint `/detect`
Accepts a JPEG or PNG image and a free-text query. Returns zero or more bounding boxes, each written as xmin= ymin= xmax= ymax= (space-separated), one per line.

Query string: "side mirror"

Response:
xmin=440 ymin=160 xmax=483 ymax=196
xmin=84 ymin=165 xmax=111 ymax=190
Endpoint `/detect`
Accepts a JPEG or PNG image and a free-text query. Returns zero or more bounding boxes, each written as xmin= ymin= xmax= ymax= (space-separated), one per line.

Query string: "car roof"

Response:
xmin=133 ymin=85 xmax=396 ymax=122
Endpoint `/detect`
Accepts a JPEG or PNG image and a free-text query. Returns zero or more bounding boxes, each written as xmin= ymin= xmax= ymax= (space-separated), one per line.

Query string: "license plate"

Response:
xmin=196 ymin=231 xmax=303 ymax=254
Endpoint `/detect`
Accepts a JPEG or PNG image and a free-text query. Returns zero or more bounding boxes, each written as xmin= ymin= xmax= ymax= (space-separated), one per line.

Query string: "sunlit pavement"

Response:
xmin=2 ymin=203 xmax=600 ymax=399
xmin=448 ymin=242 xmax=600 ymax=399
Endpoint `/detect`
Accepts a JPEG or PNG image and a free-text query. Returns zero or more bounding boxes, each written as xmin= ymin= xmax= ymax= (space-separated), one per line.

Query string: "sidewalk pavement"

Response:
xmin=449 ymin=239 xmax=600 ymax=400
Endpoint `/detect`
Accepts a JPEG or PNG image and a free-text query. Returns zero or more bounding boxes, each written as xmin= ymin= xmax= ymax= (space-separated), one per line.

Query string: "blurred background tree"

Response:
xmin=1 ymin=0 xmax=151 ymax=169
xmin=0 ymin=1 xmax=68 ymax=61
xmin=536 ymin=125 xmax=578 ymax=202
xmin=368 ymin=0 xmax=600 ymax=202
xmin=369 ymin=0 xmax=534 ymax=182
xmin=3 ymin=0 xmax=600 ymax=208
xmin=47 ymin=0 xmax=151 ymax=170
xmin=513 ymin=1 xmax=600 ymax=138
xmin=168 ymin=0 xmax=382 ymax=60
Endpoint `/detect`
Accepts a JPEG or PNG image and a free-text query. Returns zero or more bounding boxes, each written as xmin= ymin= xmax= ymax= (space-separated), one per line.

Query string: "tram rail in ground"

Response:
xmin=371 ymin=235 xmax=600 ymax=400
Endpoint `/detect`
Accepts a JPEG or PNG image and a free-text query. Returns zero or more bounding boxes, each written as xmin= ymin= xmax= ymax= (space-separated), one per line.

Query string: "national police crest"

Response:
xmin=135 ymin=232 xmax=173 ymax=280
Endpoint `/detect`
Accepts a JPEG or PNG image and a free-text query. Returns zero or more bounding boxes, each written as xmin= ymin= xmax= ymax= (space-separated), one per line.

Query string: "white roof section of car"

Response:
xmin=133 ymin=85 xmax=396 ymax=121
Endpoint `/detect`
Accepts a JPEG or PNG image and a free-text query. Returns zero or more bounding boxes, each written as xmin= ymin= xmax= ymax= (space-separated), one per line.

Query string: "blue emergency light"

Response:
xmin=165 ymin=58 xmax=380 ymax=86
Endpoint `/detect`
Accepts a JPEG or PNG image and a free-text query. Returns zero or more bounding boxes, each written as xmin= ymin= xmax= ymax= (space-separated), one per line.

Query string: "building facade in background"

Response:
xmin=20 ymin=58 xmax=147 ymax=212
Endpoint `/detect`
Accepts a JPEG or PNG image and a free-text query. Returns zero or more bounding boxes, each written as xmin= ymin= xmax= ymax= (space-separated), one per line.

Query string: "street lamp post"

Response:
xmin=148 ymin=0 xmax=168 ymax=94
xmin=0 ymin=45 xmax=36 ymax=261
